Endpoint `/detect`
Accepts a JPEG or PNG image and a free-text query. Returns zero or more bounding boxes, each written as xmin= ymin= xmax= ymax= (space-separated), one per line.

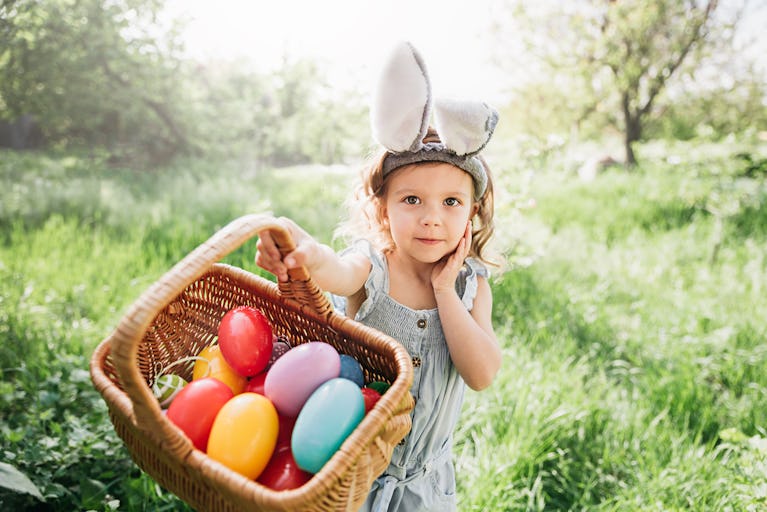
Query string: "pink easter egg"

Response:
xmin=265 ymin=342 xmax=340 ymax=418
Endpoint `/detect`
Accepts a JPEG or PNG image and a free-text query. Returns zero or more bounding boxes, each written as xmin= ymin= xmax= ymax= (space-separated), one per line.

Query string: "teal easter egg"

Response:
xmin=291 ymin=378 xmax=364 ymax=473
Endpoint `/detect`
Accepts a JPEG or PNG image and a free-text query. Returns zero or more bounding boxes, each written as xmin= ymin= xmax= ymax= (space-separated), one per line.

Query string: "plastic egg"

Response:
xmin=291 ymin=378 xmax=365 ymax=474
xmin=338 ymin=354 xmax=365 ymax=387
xmin=206 ymin=392 xmax=279 ymax=480
xmin=276 ymin=414 xmax=297 ymax=449
xmin=367 ymin=380 xmax=390 ymax=395
xmin=152 ymin=374 xmax=187 ymax=408
xmin=166 ymin=377 xmax=233 ymax=451
xmin=266 ymin=338 xmax=291 ymax=370
xmin=257 ymin=446 xmax=312 ymax=491
xmin=218 ymin=306 xmax=273 ymax=376
xmin=193 ymin=344 xmax=247 ymax=394
xmin=361 ymin=387 xmax=382 ymax=414
xmin=265 ymin=342 xmax=340 ymax=418
xmin=244 ymin=371 xmax=267 ymax=395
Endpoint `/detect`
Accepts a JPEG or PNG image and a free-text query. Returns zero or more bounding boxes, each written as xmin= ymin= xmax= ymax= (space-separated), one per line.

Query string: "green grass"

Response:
xmin=455 ymin=142 xmax=767 ymax=511
xmin=1 ymin=142 xmax=766 ymax=510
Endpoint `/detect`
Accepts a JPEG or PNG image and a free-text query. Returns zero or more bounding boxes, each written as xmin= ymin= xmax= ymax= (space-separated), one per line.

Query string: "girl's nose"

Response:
xmin=420 ymin=205 xmax=441 ymax=226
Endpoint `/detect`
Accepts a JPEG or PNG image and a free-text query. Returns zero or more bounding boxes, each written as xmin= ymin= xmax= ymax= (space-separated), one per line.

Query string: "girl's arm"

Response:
xmin=435 ymin=276 xmax=501 ymax=391
xmin=255 ymin=217 xmax=370 ymax=296
xmin=432 ymin=223 xmax=501 ymax=391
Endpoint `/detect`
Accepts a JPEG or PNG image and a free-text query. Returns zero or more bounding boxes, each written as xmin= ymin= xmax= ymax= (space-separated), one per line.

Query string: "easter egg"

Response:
xmin=276 ymin=414 xmax=297 ymax=449
xmin=338 ymin=354 xmax=365 ymax=387
xmin=257 ymin=446 xmax=312 ymax=491
xmin=166 ymin=377 xmax=233 ymax=451
xmin=265 ymin=342 xmax=341 ymax=418
xmin=266 ymin=338 xmax=291 ymax=370
xmin=207 ymin=392 xmax=279 ymax=480
xmin=244 ymin=371 xmax=267 ymax=395
xmin=193 ymin=344 xmax=247 ymax=394
xmin=152 ymin=374 xmax=187 ymax=408
xmin=218 ymin=306 xmax=274 ymax=376
xmin=361 ymin=387 xmax=382 ymax=414
xmin=292 ymin=378 xmax=365 ymax=474
xmin=367 ymin=380 xmax=390 ymax=395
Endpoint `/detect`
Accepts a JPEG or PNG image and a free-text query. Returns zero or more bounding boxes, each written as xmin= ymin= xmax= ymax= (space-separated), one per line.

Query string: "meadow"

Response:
xmin=1 ymin=140 xmax=766 ymax=511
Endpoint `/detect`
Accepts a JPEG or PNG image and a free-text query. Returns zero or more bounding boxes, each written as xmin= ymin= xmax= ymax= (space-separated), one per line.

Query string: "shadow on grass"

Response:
xmin=727 ymin=199 xmax=767 ymax=240
xmin=492 ymin=267 xmax=628 ymax=366
xmin=489 ymin=263 xmax=767 ymax=506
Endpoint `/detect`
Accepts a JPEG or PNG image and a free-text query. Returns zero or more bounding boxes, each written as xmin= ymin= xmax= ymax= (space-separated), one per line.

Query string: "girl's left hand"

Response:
xmin=431 ymin=220 xmax=472 ymax=296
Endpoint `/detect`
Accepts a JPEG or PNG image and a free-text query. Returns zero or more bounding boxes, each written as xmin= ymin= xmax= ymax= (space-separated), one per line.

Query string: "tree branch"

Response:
xmin=98 ymin=56 xmax=189 ymax=149
xmin=639 ymin=0 xmax=718 ymax=117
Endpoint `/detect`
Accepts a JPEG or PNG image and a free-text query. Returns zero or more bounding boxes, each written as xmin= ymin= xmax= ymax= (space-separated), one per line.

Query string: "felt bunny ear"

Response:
xmin=434 ymin=99 xmax=499 ymax=156
xmin=371 ymin=41 xmax=432 ymax=153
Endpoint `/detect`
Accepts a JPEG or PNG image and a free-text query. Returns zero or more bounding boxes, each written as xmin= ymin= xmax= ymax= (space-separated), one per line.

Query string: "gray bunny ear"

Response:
xmin=371 ymin=41 xmax=432 ymax=153
xmin=434 ymin=99 xmax=499 ymax=156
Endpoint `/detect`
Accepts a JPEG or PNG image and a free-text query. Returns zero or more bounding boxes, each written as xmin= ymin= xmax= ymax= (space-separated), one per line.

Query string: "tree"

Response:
xmin=0 ymin=0 xmax=192 ymax=165
xmin=600 ymin=0 xmax=718 ymax=165
xmin=187 ymin=55 xmax=367 ymax=167
xmin=0 ymin=1 xmax=369 ymax=167
xmin=496 ymin=0 xmax=748 ymax=165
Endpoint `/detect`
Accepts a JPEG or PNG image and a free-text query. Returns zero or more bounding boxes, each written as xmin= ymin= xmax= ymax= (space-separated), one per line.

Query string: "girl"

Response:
xmin=255 ymin=42 xmax=502 ymax=511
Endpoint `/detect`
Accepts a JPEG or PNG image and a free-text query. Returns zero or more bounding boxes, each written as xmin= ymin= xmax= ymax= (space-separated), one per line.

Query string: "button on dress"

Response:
xmin=331 ymin=240 xmax=488 ymax=512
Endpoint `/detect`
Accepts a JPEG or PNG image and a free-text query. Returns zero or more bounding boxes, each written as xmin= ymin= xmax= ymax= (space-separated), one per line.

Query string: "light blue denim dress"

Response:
xmin=331 ymin=240 xmax=488 ymax=512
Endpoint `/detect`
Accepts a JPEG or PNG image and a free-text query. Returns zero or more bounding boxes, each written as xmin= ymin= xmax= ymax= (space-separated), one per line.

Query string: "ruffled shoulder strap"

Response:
xmin=456 ymin=257 xmax=489 ymax=311
xmin=329 ymin=239 xmax=387 ymax=319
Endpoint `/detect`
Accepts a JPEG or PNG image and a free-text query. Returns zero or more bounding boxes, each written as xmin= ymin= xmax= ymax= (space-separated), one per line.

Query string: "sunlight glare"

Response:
xmin=165 ymin=0 xmax=510 ymax=102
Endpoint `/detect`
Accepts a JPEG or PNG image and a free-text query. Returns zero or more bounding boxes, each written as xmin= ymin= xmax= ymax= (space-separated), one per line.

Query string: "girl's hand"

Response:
xmin=431 ymin=220 xmax=472 ymax=295
xmin=255 ymin=217 xmax=318 ymax=282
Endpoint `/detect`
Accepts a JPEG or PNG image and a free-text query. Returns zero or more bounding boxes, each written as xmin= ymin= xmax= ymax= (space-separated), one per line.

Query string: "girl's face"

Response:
xmin=382 ymin=161 xmax=476 ymax=264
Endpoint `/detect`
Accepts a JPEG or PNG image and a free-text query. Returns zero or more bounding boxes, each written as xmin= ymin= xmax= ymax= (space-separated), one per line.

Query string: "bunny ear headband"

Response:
xmin=370 ymin=41 xmax=499 ymax=198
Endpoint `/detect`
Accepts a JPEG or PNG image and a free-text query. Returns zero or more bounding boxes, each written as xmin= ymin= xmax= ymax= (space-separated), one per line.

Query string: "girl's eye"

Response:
xmin=404 ymin=196 xmax=420 ymax=205
xmin=444 ymin=197 xmax=460 ymax=207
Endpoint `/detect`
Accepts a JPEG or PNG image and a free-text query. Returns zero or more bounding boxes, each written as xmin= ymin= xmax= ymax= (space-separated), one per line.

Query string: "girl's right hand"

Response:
xmin=255 ymin=217 xmax=317 ymax=282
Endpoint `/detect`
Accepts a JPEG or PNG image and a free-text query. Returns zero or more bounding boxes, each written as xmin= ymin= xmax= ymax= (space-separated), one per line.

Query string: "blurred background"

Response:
xmin=2 ymin=0 xmax=764 ymax=168
xmin=2 ymin=1 xmax=767 ymax=511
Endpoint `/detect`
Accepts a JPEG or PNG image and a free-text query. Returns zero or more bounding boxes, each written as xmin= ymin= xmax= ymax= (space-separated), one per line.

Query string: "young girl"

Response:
xmin=255 ymin=42 xmax=502 ymax=511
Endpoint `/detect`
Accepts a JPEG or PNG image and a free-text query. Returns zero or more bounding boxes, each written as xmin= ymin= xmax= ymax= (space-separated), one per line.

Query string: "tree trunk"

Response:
xmin=624 ymin=124 xmax=638 ymax=167
xmin=621 ymin=93 xmax=640 ymax=167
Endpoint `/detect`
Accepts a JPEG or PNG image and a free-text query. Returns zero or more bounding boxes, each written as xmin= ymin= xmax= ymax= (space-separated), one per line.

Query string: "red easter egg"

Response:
xmin=257 ymin=446 xmax=312 ymax=491
xmin=218 ymin=306 xmax=273 ymax=376
xmin=245 ymin=371 xmax=267 ymax=395
xmin=277 ymin=414 xmax=296 ymax=448
xmin=166 ymin=377 xmax=233 ymax=451
xmin=361 ymin=387 xmax=382 ymax=414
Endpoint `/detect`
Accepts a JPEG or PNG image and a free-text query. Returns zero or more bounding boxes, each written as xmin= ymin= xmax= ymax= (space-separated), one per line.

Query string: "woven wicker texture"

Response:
xmin=90 ymin=214 xmax=414 ymax=511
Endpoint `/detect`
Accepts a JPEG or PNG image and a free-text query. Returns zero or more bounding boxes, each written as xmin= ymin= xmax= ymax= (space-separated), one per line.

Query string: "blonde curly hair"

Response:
xmin=335 ymin=128 xmax=497 ymax=267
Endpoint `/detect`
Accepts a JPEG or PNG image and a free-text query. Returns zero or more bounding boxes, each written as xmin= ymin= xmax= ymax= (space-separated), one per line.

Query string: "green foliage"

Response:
xmin=1 ymin=141 xmax=766 ymax=510
xmin=0 ymin=462 xmax=44 ymax=502
xmin=496 ymin=0 xmax=762 ymax=164
xmin=735 ymin=151 xmax=767 ymax=178
xmin=189 ymin=59 xmax=368 ymax=168
xmin=0 ymin=2 xmax=369 ymax=167
xmin=0 ymin=0 xmax=192 ymax=165
xmin=0 ymin=149 xmax=357 ymax=510
xmin=455 ymin=139 xmax=767 ymax=510
xmin=0 ymin=351 xmax=194 ymax=510
xmin=645 ymin=79 xmax=767 ymax=142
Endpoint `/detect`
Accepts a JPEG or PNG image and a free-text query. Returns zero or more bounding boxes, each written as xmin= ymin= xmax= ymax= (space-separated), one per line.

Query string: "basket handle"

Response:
xmin=110 ymin=214 xmax=332 ymax=442
xmin=271 ymin=223 xmax=334 ymax=316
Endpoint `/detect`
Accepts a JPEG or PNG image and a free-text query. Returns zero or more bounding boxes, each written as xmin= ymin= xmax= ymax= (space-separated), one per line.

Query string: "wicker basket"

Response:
xmin=90 ymin=214 xmax=414 ymax=511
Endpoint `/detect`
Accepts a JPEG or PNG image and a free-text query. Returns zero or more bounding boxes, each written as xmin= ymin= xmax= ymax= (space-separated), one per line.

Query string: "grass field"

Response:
xmin=1 ymin=140 xmax=766 ymax=510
